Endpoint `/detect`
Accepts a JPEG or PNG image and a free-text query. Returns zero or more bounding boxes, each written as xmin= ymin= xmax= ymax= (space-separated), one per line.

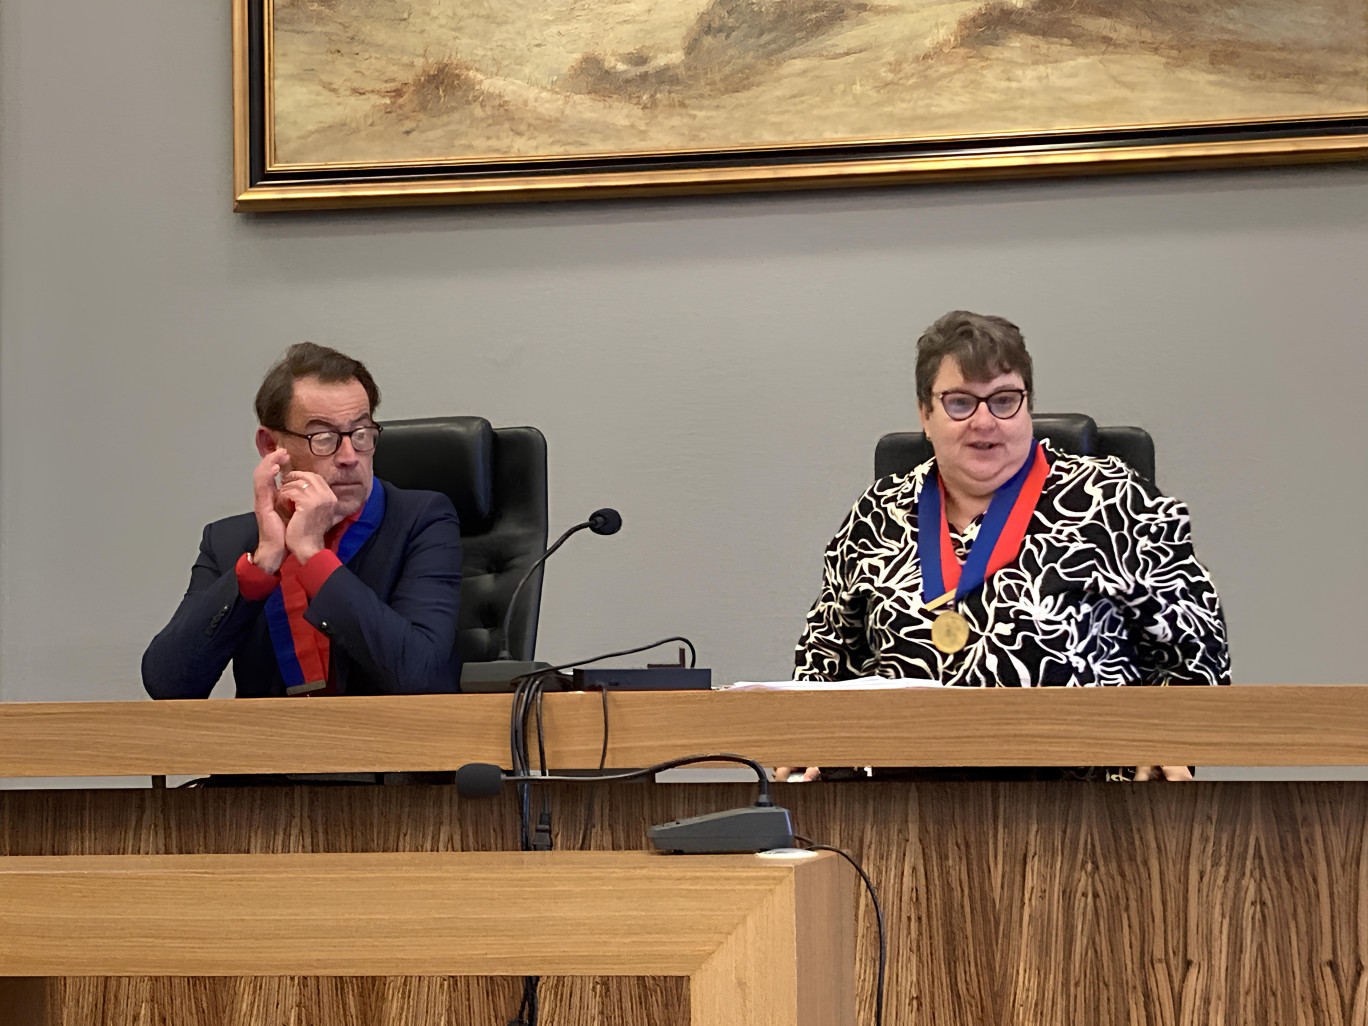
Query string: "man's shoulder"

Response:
xmin=201 ymin=510 xmax=259 ymax=547
xmin=377 ymin=480 xmax=459 ymax=530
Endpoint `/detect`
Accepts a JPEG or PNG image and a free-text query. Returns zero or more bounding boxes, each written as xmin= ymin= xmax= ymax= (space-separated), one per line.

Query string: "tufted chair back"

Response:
xmin=373 ymin=417 xmax=549 ymax=664
xmin=875 ymin=413 xmax=1156 ymax=484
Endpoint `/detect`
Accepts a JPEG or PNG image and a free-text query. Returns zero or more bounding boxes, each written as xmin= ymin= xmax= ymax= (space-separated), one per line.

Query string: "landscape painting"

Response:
xmin=235 ymin=0 xmax=1368 ymax=207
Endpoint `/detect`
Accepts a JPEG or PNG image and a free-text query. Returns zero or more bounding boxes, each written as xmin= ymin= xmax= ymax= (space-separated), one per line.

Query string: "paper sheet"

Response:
xmin=723 ymin=677 xmax=943 ymax=691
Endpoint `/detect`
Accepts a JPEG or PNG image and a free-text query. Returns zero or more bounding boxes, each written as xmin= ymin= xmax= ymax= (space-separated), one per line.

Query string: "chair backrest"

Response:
xmin=374 ymin=417 xmax=549 ymax=663
xmin=874 ymin=413 xmax=1156 ymax=484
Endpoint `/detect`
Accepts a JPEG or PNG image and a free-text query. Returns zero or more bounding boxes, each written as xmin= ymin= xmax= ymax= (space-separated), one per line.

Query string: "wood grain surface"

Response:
xmin=4 ymin=685 xmax=1368 ymax=777
xmin=3 ymin=779 xmax=1365 ymax=1025
xmin=0 ymin=849 xmax=850 ymax=1026
xmin=0 ymin=850 xmax=824 ymax=975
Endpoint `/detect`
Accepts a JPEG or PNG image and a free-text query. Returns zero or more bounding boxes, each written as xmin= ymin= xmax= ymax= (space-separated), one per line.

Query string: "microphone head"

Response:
xmin=588 ymin=508 xmax=622 ymax=536
xmin=454 ymin=762 xmax=507 ymax=799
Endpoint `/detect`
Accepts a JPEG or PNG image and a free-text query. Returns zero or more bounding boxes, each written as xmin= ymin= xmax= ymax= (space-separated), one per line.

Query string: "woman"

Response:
xmin=792 ymin=311 xmax=1230 ymax=780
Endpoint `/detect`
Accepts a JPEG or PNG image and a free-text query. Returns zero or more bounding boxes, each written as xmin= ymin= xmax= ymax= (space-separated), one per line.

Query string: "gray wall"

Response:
xmin=3 ymin=0 xmax=1367 ymax=715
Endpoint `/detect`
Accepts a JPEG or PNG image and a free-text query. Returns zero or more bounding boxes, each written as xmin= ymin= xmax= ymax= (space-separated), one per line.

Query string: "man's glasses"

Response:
xmin=936 ymin=389 xmax=1027 ymax=422
xmin=279 ymin=424 xmax=382 ymax=456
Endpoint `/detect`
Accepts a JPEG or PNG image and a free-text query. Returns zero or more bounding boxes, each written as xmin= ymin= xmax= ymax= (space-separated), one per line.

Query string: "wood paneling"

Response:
xmin=3 ymin=780 xmax=1365 ymax=1025
xmin=5 ymin=686 xmax=1368 ymax=778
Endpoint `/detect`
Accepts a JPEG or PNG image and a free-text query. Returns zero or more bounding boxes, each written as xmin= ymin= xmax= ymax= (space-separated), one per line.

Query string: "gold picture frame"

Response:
xmin=233 ymin=0 xmax=1368 ymax=212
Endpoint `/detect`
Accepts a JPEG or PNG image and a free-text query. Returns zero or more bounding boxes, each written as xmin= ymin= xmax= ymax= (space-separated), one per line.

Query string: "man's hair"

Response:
xmin=914 ymin=310 xmax=1034 ymax=412
xmin=254 ymin=342 xmax=381 ymax=429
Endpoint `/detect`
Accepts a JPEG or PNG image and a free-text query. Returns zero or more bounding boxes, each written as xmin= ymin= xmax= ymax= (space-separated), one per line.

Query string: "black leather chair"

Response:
xmin=373 ymin=417 xmax=549 ymax=665
xmin=875 ymin=413 xmax=1156 ymax=483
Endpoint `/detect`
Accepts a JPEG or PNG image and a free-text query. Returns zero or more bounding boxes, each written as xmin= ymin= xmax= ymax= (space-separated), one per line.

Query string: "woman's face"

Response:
xmin=918 ymin=356 xmax=1033 ymax=499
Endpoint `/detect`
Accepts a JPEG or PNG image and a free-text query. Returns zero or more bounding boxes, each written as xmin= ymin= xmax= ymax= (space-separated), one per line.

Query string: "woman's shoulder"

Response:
xmin=865 ymin=458 xmax=934 ymax=508
xmin=1044 ymin=444 xmax=1156 ymax=495
xmin=1041 ymin=444 xmax=1187 ymax=527
xmin=823 ymin=460 xmax=933 ymax=546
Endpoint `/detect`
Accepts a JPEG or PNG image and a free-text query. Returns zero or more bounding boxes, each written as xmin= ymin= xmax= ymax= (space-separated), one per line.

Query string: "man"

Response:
xmin=143 ymin=343 xmax=463 ymax=698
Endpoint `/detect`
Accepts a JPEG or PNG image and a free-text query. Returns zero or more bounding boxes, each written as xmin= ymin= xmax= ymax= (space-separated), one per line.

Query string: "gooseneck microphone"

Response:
xmin=460 ymin=508 xmax=622 ymax=692
xmin=498 ymin=507 xmax=622 ymax=661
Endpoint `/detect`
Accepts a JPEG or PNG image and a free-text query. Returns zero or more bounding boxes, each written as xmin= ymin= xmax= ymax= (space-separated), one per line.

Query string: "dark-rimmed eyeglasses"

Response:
xmin=278 ymin=424 xmax=382 ymax=457
xmin=935 ymin=389 xmax=1027 ymax=422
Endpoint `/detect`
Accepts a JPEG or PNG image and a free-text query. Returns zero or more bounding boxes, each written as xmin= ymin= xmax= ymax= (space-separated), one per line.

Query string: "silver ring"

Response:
xmin=301 ymin=482 xmax=309 ymax=489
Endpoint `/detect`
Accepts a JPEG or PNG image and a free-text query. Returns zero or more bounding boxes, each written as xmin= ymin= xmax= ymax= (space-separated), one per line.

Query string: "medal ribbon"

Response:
xmin=264 ymin=483 xmax=386 ymax=695
xmin=918 ymin=439 xmax=1049 ymax=603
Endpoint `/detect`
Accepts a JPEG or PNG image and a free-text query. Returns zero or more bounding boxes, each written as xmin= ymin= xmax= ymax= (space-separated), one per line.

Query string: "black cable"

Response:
xmin=511 ymin=672 xmax=548 ymax=857
xmin=516 ymin=781 xmax=532 ymax=852
xmin=511 ymin=669 xmax=555 ymax=777
xmin=597 ymin=686 xmax=609 ymax=771
xmin=509 ymin=973 xmax=539 ymax=1026
xmin=506 ymin=675 xmax=547 ymax=1026
xmin=534 ymin=686 xmax=549 ymax=775
xmin=500 ymin=649 xmax=700 ymax=1026
xmin=531 ymin=686 xmax=553 ymax=851
xmin=507 ymin=640 xmax=695 ymax=845
xmin=794 ymin=835 xmax=885 ymax=1026
xmin=671 ymin=637 xmax=698 ymax=668
xmin=511 ymin=679 xmax=527 ymax=849
xmin=505 ymin=753 xmax=773 ymax=801
xmin=509 ymin=689 xmax=521 ymax=772
xmin=510 ymin=675 xmax=530 ymax=773
xmin=507 ymin=635 xmax=698 ymax=686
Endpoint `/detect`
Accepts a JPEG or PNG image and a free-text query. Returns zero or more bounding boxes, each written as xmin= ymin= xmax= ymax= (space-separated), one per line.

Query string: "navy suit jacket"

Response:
xmin=142 ymin=480 xmax=463 ymax=698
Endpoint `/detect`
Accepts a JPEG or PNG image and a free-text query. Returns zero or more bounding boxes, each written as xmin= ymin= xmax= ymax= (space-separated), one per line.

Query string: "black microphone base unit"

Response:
xmin=648 ymin=806 xmax=795 ymax=854
xmin=460 ymin=660 xmax=553 ymax=693
xmin=459 ymin=662 xmax=710 ymax=693
xmin=569 ymin=667 xmax=711 ymax=691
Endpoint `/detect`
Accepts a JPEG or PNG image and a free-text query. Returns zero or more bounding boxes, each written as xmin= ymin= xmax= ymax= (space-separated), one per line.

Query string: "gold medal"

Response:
xmin=931 ymin=609 xmax=970 ymax=654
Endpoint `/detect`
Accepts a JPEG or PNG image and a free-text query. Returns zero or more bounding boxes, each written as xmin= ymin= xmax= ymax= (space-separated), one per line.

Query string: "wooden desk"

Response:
xmin=2 ymin=686 xmax=1367 ymax=1025
xmin=0 ymin=849 xmax=852 ymax=1026
xmin=3 ymin=685 xmax=1368 ymax=776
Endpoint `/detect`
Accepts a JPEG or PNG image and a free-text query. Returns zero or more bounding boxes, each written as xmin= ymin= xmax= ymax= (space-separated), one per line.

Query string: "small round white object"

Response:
xmin=755 ymin=848 xmax=819 ymax=859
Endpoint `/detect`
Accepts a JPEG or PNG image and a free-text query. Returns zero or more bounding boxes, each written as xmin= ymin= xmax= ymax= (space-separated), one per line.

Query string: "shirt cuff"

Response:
xmin=235 ymin=552 xmax=281 ymax=601
xmin=298 ymin=549 xmax=343 ymax=598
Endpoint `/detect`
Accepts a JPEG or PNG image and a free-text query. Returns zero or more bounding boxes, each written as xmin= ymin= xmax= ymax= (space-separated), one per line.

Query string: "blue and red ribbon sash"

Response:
xmin=918 ymin=439 xmax=1050 ymax=603
xmin=264 ymin=482 xmax=386 ymax=695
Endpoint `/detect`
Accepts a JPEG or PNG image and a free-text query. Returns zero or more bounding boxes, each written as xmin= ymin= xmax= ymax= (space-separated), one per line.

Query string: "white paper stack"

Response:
xmin=722 ymin=677 xmax=943 ymax=691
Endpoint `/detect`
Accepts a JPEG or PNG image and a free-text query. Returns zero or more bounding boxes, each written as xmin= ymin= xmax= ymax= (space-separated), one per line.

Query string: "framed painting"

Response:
xmin=232 ymin=0 xmax=1368 ymax=210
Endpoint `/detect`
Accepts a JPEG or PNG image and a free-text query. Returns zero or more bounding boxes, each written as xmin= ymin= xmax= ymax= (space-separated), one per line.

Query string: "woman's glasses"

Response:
xmin=935 ymin=389 xmax=1027 ymax=422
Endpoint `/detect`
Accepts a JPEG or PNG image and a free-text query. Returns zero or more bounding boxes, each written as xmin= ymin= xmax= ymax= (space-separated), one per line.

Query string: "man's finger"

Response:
xmin=279 ymin=478 xmax=323 ymax=499
xmin=281 ymin=470 xmax=327 ymax=487
xmin=254 ymin=450 xmax=291 ymax=499
xmin=256 ymin=448 xmax=290 ymax=475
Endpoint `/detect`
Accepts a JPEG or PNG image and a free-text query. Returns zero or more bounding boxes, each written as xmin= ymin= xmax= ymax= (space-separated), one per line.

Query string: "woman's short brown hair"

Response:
xmin=914 ymin=311 xmax=1033 ymax=412
xmin=254 ymin=342 xmax=381 ymax=430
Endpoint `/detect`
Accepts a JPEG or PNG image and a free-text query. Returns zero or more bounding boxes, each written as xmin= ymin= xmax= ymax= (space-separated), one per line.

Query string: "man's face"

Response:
xmin=918 ymin=356 xmax=1033 ymax=498
xmin=266 ymin=375 xmax=376 ymax=518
